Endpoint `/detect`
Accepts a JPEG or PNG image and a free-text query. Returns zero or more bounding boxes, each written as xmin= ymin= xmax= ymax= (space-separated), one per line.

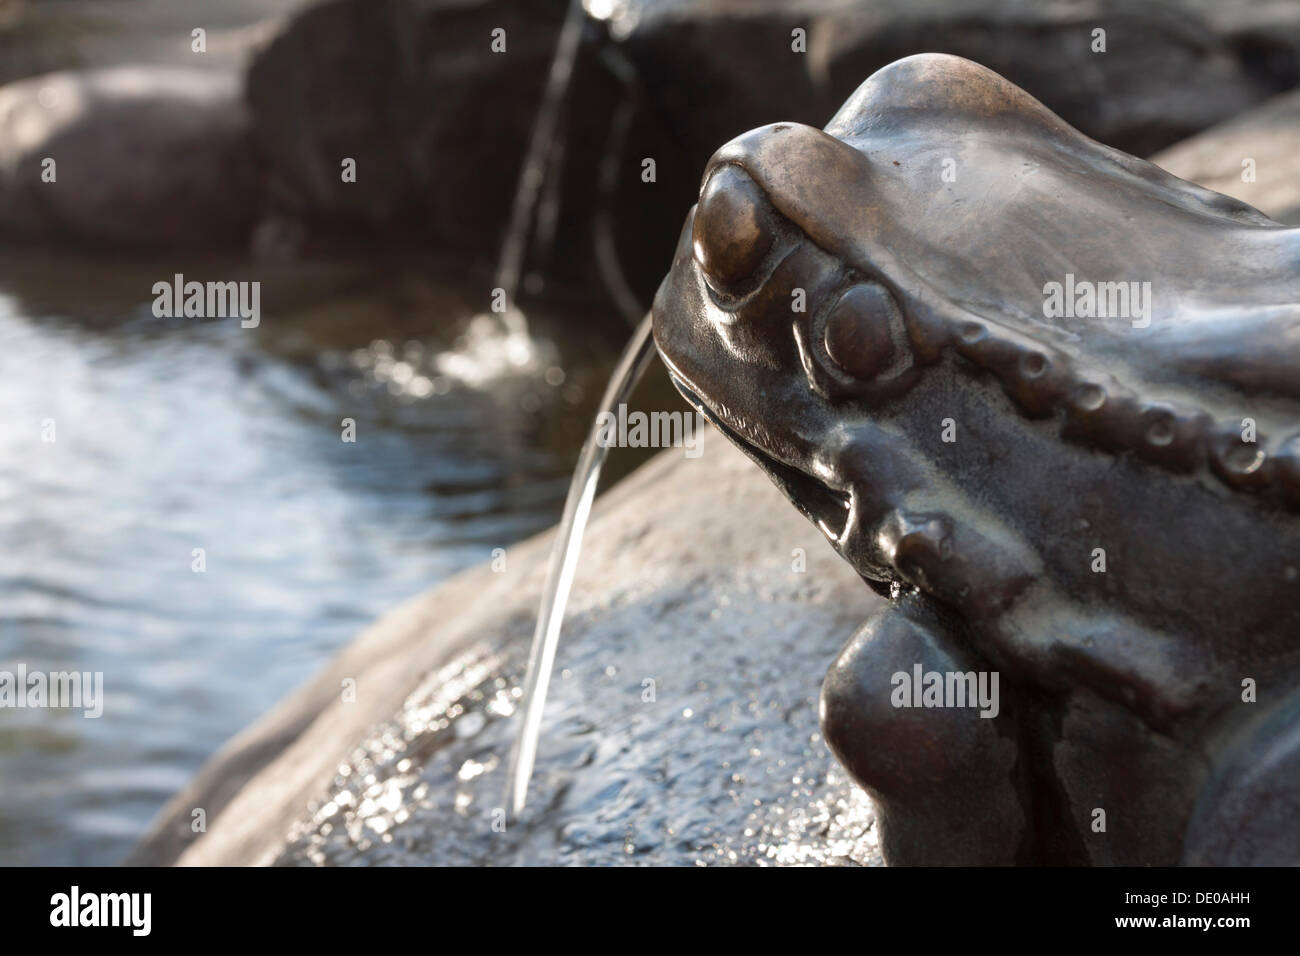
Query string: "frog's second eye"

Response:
xmin=692 ymin=164 xmax=774 ymax=289
xmin=822 ymin=283 xmax=900 ymax=380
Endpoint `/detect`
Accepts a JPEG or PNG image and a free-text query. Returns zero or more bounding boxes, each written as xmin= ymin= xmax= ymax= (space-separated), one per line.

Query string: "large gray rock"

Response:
xmin=1151 ymin=87 xmax=1300 ymax=225
xmin=0 ymin=67 xmax=257 ymax=249
xmin=128 ymin=436 xmax=886 ymax=866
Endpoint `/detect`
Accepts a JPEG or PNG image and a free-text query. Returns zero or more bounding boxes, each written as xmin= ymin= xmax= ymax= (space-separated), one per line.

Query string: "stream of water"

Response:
xmin=504 ymin=312 xmax=657 ymax=817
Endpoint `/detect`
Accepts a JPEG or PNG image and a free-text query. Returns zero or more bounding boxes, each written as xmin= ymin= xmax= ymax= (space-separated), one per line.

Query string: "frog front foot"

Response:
xmin=820 ymin=595 xmax=1026 ymax=864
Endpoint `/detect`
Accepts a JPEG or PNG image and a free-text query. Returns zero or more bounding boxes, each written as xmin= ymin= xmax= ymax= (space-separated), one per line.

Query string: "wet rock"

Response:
xmin=0 ymin=67 xmax=258 ymax=249
xmin=1151 ymin=87 xmax=1300 ymax=225
xmin=128 ymin=436 xmax=886 ymax=866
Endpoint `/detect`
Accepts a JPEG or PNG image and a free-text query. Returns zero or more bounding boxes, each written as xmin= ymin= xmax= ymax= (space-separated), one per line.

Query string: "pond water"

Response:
xmin=0 ymin=252 xmax=628 ymax=865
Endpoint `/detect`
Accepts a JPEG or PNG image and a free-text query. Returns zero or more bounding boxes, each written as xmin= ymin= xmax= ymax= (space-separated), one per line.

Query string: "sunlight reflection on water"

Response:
xmin=0 ymin=279 xmax=596 ymax=865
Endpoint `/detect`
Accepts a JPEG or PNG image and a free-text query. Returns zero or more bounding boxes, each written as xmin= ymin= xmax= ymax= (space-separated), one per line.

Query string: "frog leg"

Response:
xmin=1026 ymin=686 xmax=1205 ymax=865
xmin=1182 ymin=685 xmax=1300 ymax=865
xmin=820 ymin=593 xmax=1028 ymax=864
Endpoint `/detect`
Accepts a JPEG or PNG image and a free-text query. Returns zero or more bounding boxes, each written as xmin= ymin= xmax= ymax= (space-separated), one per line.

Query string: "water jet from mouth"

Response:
xmin=504 ymin=313 xmax=658 ymax=818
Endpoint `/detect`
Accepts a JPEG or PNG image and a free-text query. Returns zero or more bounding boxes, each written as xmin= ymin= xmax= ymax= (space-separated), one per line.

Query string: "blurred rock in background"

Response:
xmin=0 ymin=68 xmax=257 ymax=249
xmin=2 ymin=0 xmax=1298 ymax=318
xmin=1152 ymin=87 xmax=1300 ymax=225
xmin=244 ymin=0 xmax=1300 ymax=304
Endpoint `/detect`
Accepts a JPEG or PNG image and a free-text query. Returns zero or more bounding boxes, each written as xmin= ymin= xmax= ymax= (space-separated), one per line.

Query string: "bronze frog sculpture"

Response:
xmin=651 ymin=53 xmax=1300 ymax=865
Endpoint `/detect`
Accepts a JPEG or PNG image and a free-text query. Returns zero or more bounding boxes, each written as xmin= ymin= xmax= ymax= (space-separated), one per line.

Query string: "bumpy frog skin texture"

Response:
xmin=651 ymin=54 xmax=1300 ymax=865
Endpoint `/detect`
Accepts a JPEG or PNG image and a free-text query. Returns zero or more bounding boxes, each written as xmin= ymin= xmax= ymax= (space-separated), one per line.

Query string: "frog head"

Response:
xmin=653 ymin=53 xmax=1300 ymax=609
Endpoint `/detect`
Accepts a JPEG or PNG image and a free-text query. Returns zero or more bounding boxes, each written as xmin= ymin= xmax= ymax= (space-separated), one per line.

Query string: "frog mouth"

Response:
xmin=668 ymin=375 xmax=852 ymax=544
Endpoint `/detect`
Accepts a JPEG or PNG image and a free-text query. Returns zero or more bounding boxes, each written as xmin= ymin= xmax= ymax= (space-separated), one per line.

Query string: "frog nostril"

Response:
xmin=692 ymin=164 xmax=774 ymax=288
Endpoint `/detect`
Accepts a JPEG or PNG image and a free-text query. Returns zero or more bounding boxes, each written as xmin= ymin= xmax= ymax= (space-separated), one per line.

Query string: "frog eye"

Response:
xmin=692 ymin=164 xmax=774 ymax=289
xmin=821 ymin=283 xmax=901 ymax=380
